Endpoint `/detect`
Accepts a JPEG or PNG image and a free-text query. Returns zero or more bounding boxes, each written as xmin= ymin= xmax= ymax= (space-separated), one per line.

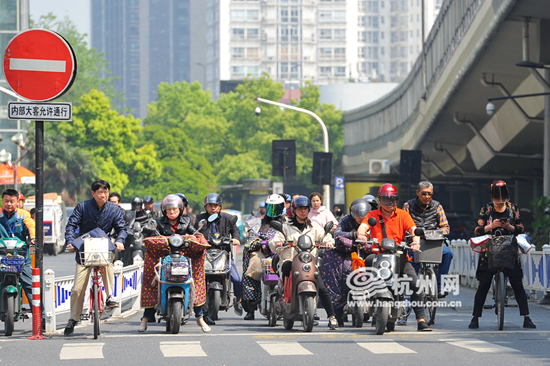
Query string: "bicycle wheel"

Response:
xmin=497 ymin=271 xmax=505 ymax=331
xmin=93 ymin=283 xmax=100 ymax=339
xmin=423 ymin=266 xmax=438 ymax=326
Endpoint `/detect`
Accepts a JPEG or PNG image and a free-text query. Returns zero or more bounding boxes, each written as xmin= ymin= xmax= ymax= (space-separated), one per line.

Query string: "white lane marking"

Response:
xmin=59 ymin=343 xmax=104 ymax=360
xmin=257 ymin=341 xmax=313 ymax=355
xmin=10 ymin=58 xmax=66 ymax=73
xmin=357 ymin=341 xmax=416 ymax=354
xmin=446 ymin=340 xmax=519 ymax=353
xmin=159 ymin=341 xmax=206 ymax=357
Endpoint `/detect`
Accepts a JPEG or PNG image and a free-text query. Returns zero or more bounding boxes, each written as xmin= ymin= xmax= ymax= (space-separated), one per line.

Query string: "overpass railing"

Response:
xmin=42 ymin=259 xmax=143 ymax=335
xmin=449 ymin=240 xmax=550 ymax=298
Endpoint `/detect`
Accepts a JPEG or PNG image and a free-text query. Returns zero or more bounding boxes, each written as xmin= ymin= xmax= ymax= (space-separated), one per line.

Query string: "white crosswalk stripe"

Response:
xmin=59 ymin=343 xmax=105 ymax=360
xmin=357 ymin=340 xmax=417 ymax=354
xmin=257 ymin=341 xmax=313 ymax=355
xmin=445 ymin=340 xmax=520 ymax=353
xmin=159 ymin=341 xmax=207 ymax=357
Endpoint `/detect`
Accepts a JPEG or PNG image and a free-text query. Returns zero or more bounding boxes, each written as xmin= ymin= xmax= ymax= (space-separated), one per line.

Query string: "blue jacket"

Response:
xmin=0 ymin=209 xmax=32 ymax=263
xmin=65 ymin=199 xmax=127 ymax=246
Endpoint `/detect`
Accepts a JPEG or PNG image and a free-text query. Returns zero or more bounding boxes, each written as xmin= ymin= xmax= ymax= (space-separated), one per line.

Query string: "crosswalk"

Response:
xmin=56 ymin=338 xmax=522 ymax=359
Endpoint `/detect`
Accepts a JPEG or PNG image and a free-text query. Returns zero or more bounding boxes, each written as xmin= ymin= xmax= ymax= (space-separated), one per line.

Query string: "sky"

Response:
xmin=29 ymin=0 xmax=91 ymax=45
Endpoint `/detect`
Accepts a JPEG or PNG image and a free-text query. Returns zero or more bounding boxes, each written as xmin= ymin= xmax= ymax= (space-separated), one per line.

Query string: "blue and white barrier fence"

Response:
xmin=449 ymin=240 xmax=550 ymax=299
xmin=43 ymin=258 xmax=144 ymax=335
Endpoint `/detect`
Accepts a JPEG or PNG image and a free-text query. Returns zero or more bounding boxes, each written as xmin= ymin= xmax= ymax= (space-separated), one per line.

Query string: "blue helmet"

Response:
xmin=291 ymin=195 xmax=311 ymax=214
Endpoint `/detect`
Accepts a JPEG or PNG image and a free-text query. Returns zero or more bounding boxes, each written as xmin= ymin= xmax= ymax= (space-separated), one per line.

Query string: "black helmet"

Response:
xmin=143 ymin=195 xmax=154 ymax=203
xmin=363 ymin=194 xmax=379 ymax=210
xmin=349 ymin=198 xmax=371 ymax=220
xmin=175 ymin=193 xmax=189 ymax=208
xmin=291 ymin=195 xmax=311 ymax=214
xmin=131 ymin=197 xmax=143 ymax=211
xmin=204 ymin=193 xmax=222 ymax=206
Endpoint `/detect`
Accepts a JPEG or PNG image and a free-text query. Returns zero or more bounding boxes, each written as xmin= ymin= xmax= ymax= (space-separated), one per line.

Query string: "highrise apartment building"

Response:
xmin=91 ymin=0 xmax=195 ymax=118
xmin=205 ymin=0 xmax=439 ymax=99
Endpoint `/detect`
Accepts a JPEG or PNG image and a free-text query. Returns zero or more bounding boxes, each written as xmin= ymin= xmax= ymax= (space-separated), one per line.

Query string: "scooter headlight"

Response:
xmin=378 ymin=267 xmax=392 ymax=280
xmin=379 ymin=260 xmax=391 ymax=269
xmin=299 ymin=252 xmax=313 ymax=263
xmin=169 ymin=234 xmax=184 ymax=248
xmin=302 ymin=264 xmax=312 ymax=272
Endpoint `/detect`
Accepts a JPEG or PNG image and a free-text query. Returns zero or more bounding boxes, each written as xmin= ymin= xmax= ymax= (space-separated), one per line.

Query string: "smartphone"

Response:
xmin=499 ymin=218 xmax=508 ymax=224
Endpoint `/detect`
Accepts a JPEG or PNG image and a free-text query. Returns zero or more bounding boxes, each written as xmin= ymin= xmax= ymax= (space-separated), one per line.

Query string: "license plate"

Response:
xmin=172 ymin=266 xmax=188 ymax=276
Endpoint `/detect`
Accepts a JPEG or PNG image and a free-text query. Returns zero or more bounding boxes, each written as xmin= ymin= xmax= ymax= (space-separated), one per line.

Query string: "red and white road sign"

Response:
xmin=2 ymin=29 xmax=77 ymax=102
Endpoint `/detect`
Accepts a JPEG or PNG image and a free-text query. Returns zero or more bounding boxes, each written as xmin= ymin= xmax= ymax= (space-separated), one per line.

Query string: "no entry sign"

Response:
xmin=2 ymin=29 xmax=77 ymax=102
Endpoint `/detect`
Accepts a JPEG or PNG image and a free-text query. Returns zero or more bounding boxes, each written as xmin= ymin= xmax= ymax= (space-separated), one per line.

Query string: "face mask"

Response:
xmin=167 ymin=212 xmax=179 ymax=220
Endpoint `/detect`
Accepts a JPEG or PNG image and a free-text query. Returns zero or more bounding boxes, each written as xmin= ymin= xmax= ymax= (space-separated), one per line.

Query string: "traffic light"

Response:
xmin=272 ymin=140 xmax=296 ymax=177
xmin=312 ymin=152 xmax=333 ymax=185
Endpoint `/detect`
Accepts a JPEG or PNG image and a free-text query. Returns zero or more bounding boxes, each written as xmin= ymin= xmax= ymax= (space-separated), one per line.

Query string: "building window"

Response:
xmin=232 ymin=66 xmax=245 ymax=77
xmin=291 ymin=26 xmax=300 ymax=41
xmin=247 ymin=10 xmax=259 ymax=20
xmin=334 ymin=48 xmax=346 ymax=59
xmin=290 ymin=62 xmax=299 ymax=78
xmin=358 ymin=47 xmax=366 ymax=58
xmin=232 ymin=28 xmax=245 ymax=39
xmin=319 ymin=48 xmax=332 ymax=59
xmin=320 ymin=66 xmax=332 ymax=76
xmin=281 ymin=9 xmax=289 ymax=22
xmin=232 ymin=48 xmax=244 ymax=58
xmin=231 ymin=10 xmax=245 ymax=20
xmin=281 ymin=27 xmax=289 ymax=41
xmin=247 ymin=48 xmax=259 ymax=58
xmin=320 ymin=29 xmax=332 ymax=40
xmin=319 ymin=11 xmax=331 ymax=21
xmin=247 ymin=29 xmax=259 ymax=39
xmin=291 ymin=7 xmax=300 ymax=22
xmin=334 ymin=11 xmax=346 ymax=21
xmin=334 ymin=29 xmax=346 ymax=40
xmin=335 ymin=66 xmax=346 ymax=77
xmin=247 ymin=66 xmax=259 ymax=76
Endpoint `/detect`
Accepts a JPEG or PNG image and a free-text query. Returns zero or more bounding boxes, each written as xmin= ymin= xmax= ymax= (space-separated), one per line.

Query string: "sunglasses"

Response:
xmin=421 ymin=192 xmax=433 ymax=196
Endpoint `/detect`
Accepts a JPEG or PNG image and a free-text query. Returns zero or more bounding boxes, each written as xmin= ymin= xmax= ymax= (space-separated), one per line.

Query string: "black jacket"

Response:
xmin=195 ymin=211 xmax=240 ymax=239
xmin=143 ymin=215 xmax=196 ymax=237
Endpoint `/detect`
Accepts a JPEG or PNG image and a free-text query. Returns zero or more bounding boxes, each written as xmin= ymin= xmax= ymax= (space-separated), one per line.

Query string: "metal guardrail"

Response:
xmin=43 ymin=258 xmax=144 ymax=335
xmin=449 ymin=239 xmax=550 ymax=298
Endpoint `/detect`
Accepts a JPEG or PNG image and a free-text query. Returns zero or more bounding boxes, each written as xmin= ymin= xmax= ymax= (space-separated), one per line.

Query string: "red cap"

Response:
xmin=18 ymin=193 xmax=25 ymax=201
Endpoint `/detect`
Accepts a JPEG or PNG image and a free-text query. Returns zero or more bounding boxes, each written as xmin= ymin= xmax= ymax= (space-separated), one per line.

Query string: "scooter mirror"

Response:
xmin=269 ymin=220 xmax=284 ymax=233
xmin=197 ymin=219 xmax=207 ymax=231
xmin=146 ymin=219 xmax=157 ymax=229
xmin=323 ymin=221 xmax=334 ymax=235
xmin=208 ymin=213 xmax=219 ymax=223
xmin=367 ymin=217 xmax=377 ymax=227
xmin=414 ymin=227 xmax=424 ymax=236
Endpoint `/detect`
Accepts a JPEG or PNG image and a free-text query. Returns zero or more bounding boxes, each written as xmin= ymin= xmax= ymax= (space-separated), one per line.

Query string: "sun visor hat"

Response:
xmin=491 ymin=180 xmax=509 ymax=203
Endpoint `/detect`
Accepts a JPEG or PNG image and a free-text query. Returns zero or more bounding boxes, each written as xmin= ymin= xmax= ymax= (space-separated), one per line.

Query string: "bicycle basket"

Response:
xmin=79 ymin=252 xmax=112 ymax=267
xmin=0 ymin=255 xmax=25 ymax=273
xmin=487 ymin=235 xmax=517 ymax=270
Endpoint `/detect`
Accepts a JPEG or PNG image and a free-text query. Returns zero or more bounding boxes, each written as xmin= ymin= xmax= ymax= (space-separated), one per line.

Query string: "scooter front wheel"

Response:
xmin=301 ymin=294 xmax=315 ymax=332
xmin=207 ymin=290 xmax=221 ymax=321
xmin=374 ymin=303 xmax=389 ymax=335
xmin=268 ymin=296 xmax=277 ymax=327
xmin=169 ymin=300 xmax=182 ymax=334
xmin=4 ymin=295 xmax=15 ymax=336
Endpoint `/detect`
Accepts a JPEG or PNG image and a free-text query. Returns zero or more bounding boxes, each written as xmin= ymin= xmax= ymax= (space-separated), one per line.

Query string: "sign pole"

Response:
xmin=35 ymin=121 xmax=44 ymax=314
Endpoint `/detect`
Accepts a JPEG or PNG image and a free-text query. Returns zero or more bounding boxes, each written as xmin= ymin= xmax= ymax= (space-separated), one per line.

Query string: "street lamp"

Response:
xmin=255 ymin=97 xmax=332 ymax=209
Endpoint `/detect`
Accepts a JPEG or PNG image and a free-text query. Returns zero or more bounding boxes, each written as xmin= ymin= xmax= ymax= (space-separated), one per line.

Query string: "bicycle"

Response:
xmin=79 ymin=251 xmax=112 ymax=339
xmin=412 ymin=228 xmax=446 ymax=326
xmin=482 ymin=234 xmax=518 ymax=331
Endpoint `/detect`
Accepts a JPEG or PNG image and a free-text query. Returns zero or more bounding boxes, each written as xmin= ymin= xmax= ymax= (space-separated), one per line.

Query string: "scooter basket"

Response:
xmin=0 ymin=255 xmax=24 ymax=274
xmin=261 ymin=257 xmax=278 ymax=284
xmin=487 ymin=235 xmax=517 ymax=271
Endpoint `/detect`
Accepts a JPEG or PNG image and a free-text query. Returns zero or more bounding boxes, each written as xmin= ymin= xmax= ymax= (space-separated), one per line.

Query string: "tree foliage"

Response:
xmin=530 ymin=196 xmax=550 ymax=250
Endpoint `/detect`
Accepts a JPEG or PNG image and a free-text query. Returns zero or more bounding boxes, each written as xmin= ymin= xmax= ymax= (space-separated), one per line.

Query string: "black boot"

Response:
xmin=523 ymin=316 xmax=536 ymax=329
xmin=244 ymin=311 xmax=255 ymax=320
xmin=468 ymin=316 xmax=479 ymax=329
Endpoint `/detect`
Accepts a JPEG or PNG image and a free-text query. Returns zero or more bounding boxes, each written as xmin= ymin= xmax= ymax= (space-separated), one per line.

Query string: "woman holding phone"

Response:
xmin=469 ymin=180 xmax=536 ymax=329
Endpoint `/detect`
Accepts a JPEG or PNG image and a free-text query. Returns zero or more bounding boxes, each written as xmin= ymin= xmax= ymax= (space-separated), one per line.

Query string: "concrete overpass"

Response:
xmin=341 ymin=0 xmax=550 ymax=218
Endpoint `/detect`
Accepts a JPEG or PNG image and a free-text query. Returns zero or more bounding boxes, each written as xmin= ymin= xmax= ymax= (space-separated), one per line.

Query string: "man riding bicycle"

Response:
xmin=64 ymin=179 xmax=127 ymax=336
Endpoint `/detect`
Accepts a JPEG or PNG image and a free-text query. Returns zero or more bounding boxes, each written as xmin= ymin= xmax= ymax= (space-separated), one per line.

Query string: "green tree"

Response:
xmin=530 ymin=196 xmax=550 ymax=250
xmin=52 ymin=90 xmax=161 ymax=195
xmin=140 ymin=82 xmax=218 ymax=207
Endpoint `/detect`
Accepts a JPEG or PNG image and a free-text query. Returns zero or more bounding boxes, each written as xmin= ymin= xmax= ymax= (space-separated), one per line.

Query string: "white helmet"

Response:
xmin=265 ymin=194 xmax=285 ymax=217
